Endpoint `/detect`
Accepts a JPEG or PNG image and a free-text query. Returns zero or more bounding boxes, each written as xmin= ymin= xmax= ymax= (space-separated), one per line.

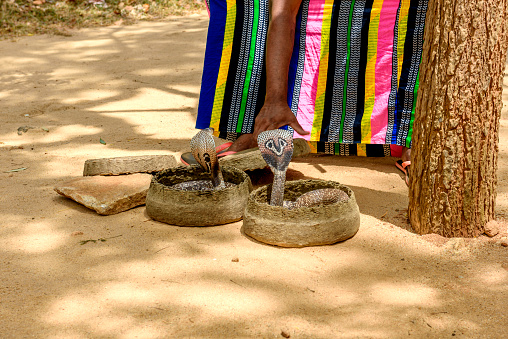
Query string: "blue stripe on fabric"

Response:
xmin=196 ymin=0 xmax=228 ymax=129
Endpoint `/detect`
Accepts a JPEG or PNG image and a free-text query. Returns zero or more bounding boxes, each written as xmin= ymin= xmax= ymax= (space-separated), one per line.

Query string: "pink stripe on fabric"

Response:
xmin=294 ymin=0 xmax=326 ymax=140
xmin=370 ymin=0 xmax=399 ymax=144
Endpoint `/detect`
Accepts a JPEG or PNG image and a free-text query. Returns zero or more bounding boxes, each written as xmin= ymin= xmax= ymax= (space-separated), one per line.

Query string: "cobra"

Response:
xmin=257 ymin=129 xmax=349 ymax=209
xmin=171 ymin=128 xmax=233 ymax=191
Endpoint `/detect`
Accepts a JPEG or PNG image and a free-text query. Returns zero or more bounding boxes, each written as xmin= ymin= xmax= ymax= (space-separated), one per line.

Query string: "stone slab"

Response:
xmin=83 ymin=155 xmax=177 ymax=176
xmin=54 ymin=173 xmax=151 ymax=215
xmin=219 ymin=138 xmax=311 ymax=171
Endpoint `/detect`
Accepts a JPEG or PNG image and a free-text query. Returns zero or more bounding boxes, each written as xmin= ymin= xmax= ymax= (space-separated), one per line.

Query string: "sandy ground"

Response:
xmin=1 ymin=12 xmax=507 ymax=339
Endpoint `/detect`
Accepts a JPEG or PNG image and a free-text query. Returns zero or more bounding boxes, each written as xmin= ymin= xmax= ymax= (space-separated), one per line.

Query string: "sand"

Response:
xmin=0 ymin=12 xmax=507 ymax=338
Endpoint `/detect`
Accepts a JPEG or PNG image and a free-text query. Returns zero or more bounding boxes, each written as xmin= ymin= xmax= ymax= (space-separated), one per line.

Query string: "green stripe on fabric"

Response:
xmin=406 ymin=66 xmax=420 ymax=148
xmin=334 ymin=142 xmax=340 ymax=155
xmin=339 ymin=0 xmax=356 ymax=143
xmin=236 ymin=1 xmax=259 ymax=133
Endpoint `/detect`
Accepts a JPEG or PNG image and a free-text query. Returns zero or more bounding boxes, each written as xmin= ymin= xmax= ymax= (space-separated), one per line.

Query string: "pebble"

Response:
xmin=231 ymin=257 xmax=239 ymax=262
xmin=281 ymin=330 xmax=290 ymax=338
xmin=484 ymin=220 xmax=500 ymax=237
xmin=501 ymin=242 xmax=508 ymax=247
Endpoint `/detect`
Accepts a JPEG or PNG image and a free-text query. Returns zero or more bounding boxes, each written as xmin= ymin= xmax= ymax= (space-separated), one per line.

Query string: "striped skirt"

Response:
xmin=196 ymin=0 xmax=429 ymax=157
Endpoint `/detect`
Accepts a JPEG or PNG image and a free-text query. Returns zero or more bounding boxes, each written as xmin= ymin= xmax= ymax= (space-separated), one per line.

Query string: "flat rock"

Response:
xmin=219 ymin=149 xmax=268 ymax=171
xmin=219 ymin=138 xmax=311 ymax=171
xmin=83 ymin=155 xmax=177 ymax=176
xmin=54 ymin=174 xmax=151 ymax=215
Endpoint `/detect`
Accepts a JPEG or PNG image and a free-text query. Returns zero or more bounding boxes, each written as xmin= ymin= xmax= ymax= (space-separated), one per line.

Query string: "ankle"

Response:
xmin=401 ymin=147 xmax=411 ymax=163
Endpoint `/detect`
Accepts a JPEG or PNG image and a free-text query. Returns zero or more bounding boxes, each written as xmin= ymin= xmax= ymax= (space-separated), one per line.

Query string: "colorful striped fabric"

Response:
xmin=197 ymin=0 xmax=429 ymax=157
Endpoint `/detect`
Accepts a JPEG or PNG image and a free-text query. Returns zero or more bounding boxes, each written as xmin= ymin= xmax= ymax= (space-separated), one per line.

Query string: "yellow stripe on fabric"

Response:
xmin=357 ymin=144 xmax=367 ymax=157
xmin=308 ymin=141 xmax=319 ymax=154
xmin=210 ymin=0 xmax=236 ymax=131
xmin=397 ymin=0 xmax=410 ymax=88
xmin=311 ymin=0 xmax=334 ymax=140
xmin=361 ymin=0 xmax=383 ymax=143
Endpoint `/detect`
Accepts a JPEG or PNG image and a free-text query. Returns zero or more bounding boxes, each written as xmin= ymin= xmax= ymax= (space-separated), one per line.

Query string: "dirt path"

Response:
xmin=1 ymin=13 xmax=507 ymax=338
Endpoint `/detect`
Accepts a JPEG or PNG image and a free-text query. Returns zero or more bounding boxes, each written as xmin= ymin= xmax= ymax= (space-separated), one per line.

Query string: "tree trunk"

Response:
xmin=409 ymin=0 xmax=508 ymax=237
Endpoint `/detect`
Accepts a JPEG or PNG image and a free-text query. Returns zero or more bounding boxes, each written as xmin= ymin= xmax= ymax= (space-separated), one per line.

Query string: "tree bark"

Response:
xmin=409 ymin=0 xmax=508 ymax=237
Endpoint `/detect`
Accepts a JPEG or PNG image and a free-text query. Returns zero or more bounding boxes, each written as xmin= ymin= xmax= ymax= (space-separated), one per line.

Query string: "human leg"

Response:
xmin=396 ymin=146 xmax=411 ymax=186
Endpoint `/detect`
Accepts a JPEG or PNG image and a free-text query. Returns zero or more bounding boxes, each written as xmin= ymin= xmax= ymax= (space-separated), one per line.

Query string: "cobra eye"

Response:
xmin=203 ymin=153 xmax=211 ymax=162
xmin=265 ymin=140 xmax=274 ymax=150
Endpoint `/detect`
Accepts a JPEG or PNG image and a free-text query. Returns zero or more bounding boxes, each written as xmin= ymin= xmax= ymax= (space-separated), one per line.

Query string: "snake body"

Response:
xmin=171 ymin=128 xmax=233 ymax=191
xmin=172 ymin=128 xmax=349 ymax=208
xmin=257 ymin=129 xmax=349 ymax=209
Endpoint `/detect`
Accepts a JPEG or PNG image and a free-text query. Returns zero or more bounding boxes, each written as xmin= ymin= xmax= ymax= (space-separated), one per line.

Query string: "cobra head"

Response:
xmin=190 ymin=128 xmax=217 ymax=173
xmin=257 ymin=129 xmax=294 ymax=173
xmin=190 ymin=128 xmax=225 ymax=189
xmin=257 ymin=129 xmax=294 ymax=206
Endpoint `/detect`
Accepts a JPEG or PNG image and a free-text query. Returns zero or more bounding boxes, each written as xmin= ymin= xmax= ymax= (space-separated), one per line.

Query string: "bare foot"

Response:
xmin=225 ymin=134 xmax=258 ymax=153
xmin=401 ymin=147 xmax=411 ymax=163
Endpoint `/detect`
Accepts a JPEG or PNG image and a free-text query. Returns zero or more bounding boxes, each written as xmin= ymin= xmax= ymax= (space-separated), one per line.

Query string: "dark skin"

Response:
xmin=227 ymin=0 xmax=410 ymax=163
xmin=227 ymin=0 xmax=306 ymax=153
xmin=253 ymin=0 xmax=308 ymax=139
